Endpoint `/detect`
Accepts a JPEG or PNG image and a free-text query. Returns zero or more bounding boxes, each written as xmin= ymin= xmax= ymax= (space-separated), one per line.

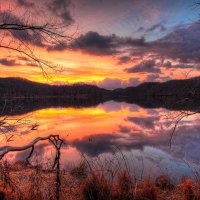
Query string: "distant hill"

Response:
xmin=0 ymin=77 xmax=110 ymax=99
xmin=0 ymin=77 xmax=200 ymax=99
xmin=0 ymin=77 xmax=200 ymax=114
xmin=111 ymin=77 xmax=200 ymax=111
xmin=112 ymin=76 xmax=200 ymax=97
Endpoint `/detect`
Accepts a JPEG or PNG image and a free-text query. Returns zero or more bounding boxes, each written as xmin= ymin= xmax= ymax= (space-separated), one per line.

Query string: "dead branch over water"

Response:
xmin=0 ymin=134 xmax=63 ymax=167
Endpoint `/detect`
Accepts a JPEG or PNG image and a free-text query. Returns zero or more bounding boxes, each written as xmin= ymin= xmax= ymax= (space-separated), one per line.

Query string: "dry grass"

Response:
xmin=155 ymin=175 xmax=174 ymax=190
xmin=0 ymin=161 xmax=82 ymax=200
xmin=0 ymin=160 xmax=200 ymax=200
xmin=112 ymin=171 xmax=134 ymax=200
xmin=135 ymin=179 xmax=157 ymax=200
xmin=81 ymin=173 xmax=112 ymax=200
xmin=70 ymin=162 xmax=88 ymax=180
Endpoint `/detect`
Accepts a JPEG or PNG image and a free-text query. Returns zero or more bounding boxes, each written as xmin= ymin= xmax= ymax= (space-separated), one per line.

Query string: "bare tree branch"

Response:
xmin=0 ymin=10 xmax=73 ymax=75
xmin=0 ymin=134 xmax=63 ymax=163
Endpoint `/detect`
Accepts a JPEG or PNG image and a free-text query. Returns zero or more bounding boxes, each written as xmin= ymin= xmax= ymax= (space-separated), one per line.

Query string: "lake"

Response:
xmin=0 ymin=99 xmax=200 ymax=182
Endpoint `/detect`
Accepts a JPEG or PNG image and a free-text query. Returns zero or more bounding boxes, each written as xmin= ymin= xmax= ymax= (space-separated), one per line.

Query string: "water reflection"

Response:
xmin=0 ymin=99 xmax=200 ymax=179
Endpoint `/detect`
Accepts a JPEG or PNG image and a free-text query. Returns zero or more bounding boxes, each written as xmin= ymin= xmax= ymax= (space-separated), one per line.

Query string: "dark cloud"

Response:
xmin=125 ymin=59 xmax=160 ymax=73
xmin=0 ymin=11 xmax=20 ymax=24
xmin=124 ymin=58 xmax=196 ymax=76
xmin=69 ymin=31 xmax=145 ymax=56
xmin=0 ymin=12 xmax=45 ymax=47
xmin=124 ymin=58 xmax=196 ymax=75
xmin=137 ymin=23 xmax=166 ymax=34
xmin=0 ymin=58 xmax=19 ymax=66
xmin=127 ymin=116 xmax=160 ymax=129
xmin=146 ymin=23 xmax=166 ymax=33
xmin=148 ymin=22 xmax=200 ymax=63
xmin=118 ymin=56 xmax=131 ymax=65
xmin=136 ymin=27 xmax=145 ymax=33
xmin=47 ymin=0 xmax=73 ymax=23
xmin=47 ymin=42 xmax=68 ymax=51
xmin=0 ymin=56 xmax=40 ymax=68
xmin=72 ymin=134 xmax=119 ymax=157
xmin=118 ymin=125 xmax=131 ymax=133
xmin=17 ymin=56 xmax=38 ymax=67
xmin=70 ymin=32 xmax=118 ymax=55
xmin=0 ymin=10 xmax=71 ymax=51
xmin=11 ymin=29 xmax=44 ymax=47
xmin=17 ymin=56 xmax=32 ymax=62
xmin=16 ymin=0 xmax=73 ymax=23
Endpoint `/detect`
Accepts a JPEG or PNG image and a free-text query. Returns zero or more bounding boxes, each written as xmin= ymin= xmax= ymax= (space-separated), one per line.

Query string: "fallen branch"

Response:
xmin=0 ymin=134 xmax=63 ymax=167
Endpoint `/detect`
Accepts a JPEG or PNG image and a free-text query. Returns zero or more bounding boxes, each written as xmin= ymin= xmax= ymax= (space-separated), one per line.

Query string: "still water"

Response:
xmin=0 ymin=100 xmax=200 ymax=181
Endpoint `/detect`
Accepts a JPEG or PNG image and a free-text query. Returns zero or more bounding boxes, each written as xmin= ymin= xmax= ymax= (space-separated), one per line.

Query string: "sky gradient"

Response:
xmin=1 ymin=0 xmax=200 ymax=89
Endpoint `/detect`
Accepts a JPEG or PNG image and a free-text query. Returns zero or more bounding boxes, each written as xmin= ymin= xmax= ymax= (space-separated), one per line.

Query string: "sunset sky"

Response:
xmin=1 ymin=0 xmax=200 ymax=89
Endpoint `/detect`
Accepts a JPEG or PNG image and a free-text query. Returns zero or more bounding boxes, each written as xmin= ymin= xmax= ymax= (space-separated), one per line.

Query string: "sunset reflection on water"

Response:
xmin=1 ymin=100 xmax=200 ymax=180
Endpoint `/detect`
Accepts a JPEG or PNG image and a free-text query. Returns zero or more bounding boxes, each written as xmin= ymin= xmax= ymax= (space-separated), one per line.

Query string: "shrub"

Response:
xmin=155 ymin=175 xmax=174 ymax=190
xmin=136 ymin=179 xmax=157 ymax=200
xmin=179 ymin=179 xmax=194 ymax=200
xmin=70 ymin=162 xmax=88 ymax=180
xmin=81 ymin=173 xmax=112 ymax=200
xmin=112 ymin=171 xmax=134 ymax=200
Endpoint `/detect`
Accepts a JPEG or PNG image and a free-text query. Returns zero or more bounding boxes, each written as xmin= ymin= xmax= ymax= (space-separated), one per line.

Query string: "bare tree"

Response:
xmin=0 ymin=9 xmax=73 ymax=76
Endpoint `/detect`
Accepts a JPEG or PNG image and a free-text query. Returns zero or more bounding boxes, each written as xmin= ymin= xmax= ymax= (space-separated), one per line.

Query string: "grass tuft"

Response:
xmin=136 ymin=179 xmax=157 ymax=200
xmin=70 ymin=162 xmax=88 ymax=180
xmin=81 ymin=173 xmax=112 ymax=200
xmin=155 ymin=175 xmax=174 ymax=190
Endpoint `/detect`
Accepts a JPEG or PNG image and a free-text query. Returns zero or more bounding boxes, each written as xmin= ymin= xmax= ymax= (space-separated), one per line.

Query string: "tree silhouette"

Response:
xmin=0 ymin=9 xmax=72 ymax=76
